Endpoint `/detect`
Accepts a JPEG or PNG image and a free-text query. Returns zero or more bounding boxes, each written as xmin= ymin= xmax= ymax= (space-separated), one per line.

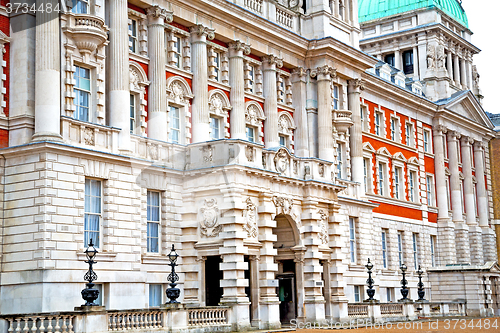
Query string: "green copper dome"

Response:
xmin=358 ymin=0 xmax=468 ymax=28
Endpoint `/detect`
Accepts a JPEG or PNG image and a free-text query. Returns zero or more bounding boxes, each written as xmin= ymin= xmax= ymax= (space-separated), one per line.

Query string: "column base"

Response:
xmin=223 ymin=302 xmax=251 ymax=332
xmin=330 ymin=298 xmax=349 ymax=322
xmin=31 ymin=132 xmax=64 ymax=143
xmin=454 ymin=223 xmax=471 ymax=265
xmin=469 ymin=226 xmax=484 ymax=265
xmin=258 ymin=299 xmax=281 ymax=330
xmin=304 ymin=299 xmax=326 ymax=323
xmin=437 ymin=218 xmax=456 ymax=265
xmin=482 ymin=227 xmax=498 ymax=262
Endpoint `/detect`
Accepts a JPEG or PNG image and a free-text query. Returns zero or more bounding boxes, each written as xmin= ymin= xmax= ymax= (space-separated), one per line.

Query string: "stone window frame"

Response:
xmin=390 ymin=114 xmax=401 ymax=143
xmin=375 ymin=147 xmax=392 ymax=197
xmin=423 ymin=128 xmax=433 ymax=154
xmin=277 ymin=69 xmax=292 ymax=106
xmin=430 ymin=235 xmax=436 ymax=267
xmin=407 ymin=157 xmax=420 ymax=203
xmin=445 ymin=167 xmax=451 ymax=211
xmin=208 ymin=89 xmax=231 ymax=140
xmin=374 ymin=107 xmax=385 ymax=137
xmin=397 ymin=231 xmax=404 ymax=267
xmin=166 ymin=76 xmax=194 ymax=145
xmin=392 ymin=152 xmax=407 ymax=201
xmin=426 ymin=173 xmax=436 ymax=207
xmin=165 ymin=26 xmax=191 ymax=72
xmin=362 ymin=142 xmax=376 ymax=194
xmin=381 ymin=229 xmax=388 ymax=269
xmin=84 ymin=177 xmax=103 ymax=249
xmin=405 ymin=120 xmax=415 ymax=147
xmin=277 ymin=111 xmax=296 ymax=151
xmin=412 ymin=233 xmax=419 ymax=270
xmin=146 ymin=190 xmax=161 ymax=254
xmin=128 ymin=9 xmax=148 ymax=58
xmin=129 ymin=62 xmax=149 ymax=136
xmin=207 ymin=42 xmax=229 ymax=85
xmin=360 ymin=102 xmax=370 ymax=132
xmin=244 ymin=101 xmax=265 ymax=144
xmin=348 ymin=216 xmax=358 ymax=264
xmin=244 ymin=57 xmax=263 ymax=96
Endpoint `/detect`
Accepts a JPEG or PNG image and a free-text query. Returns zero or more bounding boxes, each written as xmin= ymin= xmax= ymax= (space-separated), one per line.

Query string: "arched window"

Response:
xmin=277 ymin=111 xmax=295 ymax=149
xmin=244 ymin=101 xmax=265 ymax=144
xmin=129 ymin=62 xmax=149 ymax=136
xmin=208 ymin=90 xmax=231 ymax=140
xmin=166 ymin=76 xmax=193 ymax=144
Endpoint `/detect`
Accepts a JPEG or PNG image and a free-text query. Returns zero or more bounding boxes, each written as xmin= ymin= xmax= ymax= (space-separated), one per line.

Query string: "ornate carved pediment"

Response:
xmin=166 ymin=77 xmax=194 ymax=104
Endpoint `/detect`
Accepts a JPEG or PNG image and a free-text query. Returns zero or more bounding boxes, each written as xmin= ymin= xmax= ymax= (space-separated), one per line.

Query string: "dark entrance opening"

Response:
xmin=205 ymin=255 xmax=223 ymax=306
xmin=244 ymin=255 xmax=252 ymax=321
xmin=277 ymin=259 xmax=296 ymax=325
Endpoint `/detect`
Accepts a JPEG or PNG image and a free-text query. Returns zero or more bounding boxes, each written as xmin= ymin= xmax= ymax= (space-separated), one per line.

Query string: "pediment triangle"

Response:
xmin=376 ymin=147 xmax=391 ymax=157
xmin=363 ymin=142 xmax=376 ymax=153
xmin=445 ymin=92 xmax=493 ymax=129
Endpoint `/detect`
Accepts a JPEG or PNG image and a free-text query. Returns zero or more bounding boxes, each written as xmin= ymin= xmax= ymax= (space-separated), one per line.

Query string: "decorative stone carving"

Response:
xmin=273 ymin=196 xmax=293 ymax=215
xmin=305 ymin=163 xmax=311 ymax=176
xmin=202 ymin=145 xmax=213 ymax=162
xmin=245 ymin=146 xmax=254 ymax=162
xmin=262 ymin=55 xmax=283 ymax=68
xmin=146 ymin=5 xmax=173 ymax=23
xmin=348 ymin=78 xmax=364 ymax=92
xmin=472 ymin=65 xmax=480 ymax=89
xmin=433 ymin=124 xmax=448 ymax=134
xmin=318 ymin=209 xmax=329 ymax=245
xmin=262 ymin=153 xmax=267 ymax=169
xmin=229 ymin=40 xmax=251 ymax=55
xmin=427 ymin=44 xmax=436 ymax=70
xmin=148 ymin=144 xmax=159 ymax=160
xmin=209 ymin=94 xmax=224 ymax=115
xmin=200 ymin=199 xmax=221 ymax=237
xmin=291 ymin=66 xmax=307 ymax=77
xmin=436 ymin=45 xmax=446 ymax=69
xmin=84 ymin=128 xmax=95 ymax=146
xmin=274 ymin=147 xmax=289 ymax=173
xmin=130 ymin=68 xmax=141 ymax=90
xmin=310 ymin=65 xmax=336 ymax=79
xmin=246 ymin=105 xmax=258 ymax=125
xmin=293 ymin=160 xmax=298 ymax=174
xmin=319 ymin=163 xmax=325 ymax=177
xmin=243 ymin=198 xmax=258 ymax=239
xmin=171 ymin=83 xmax=185 ymax=103
xmin=190 ymin=24 xmax=215 ymax=40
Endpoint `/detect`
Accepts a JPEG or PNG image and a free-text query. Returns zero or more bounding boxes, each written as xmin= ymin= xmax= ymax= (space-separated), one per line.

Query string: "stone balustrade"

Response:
xmin=338 ymin=179 xmax=361 ymax=198
xmin=61 ymin=116 xmax=119 ymax=153
xmin=62 ymin=13 xmax=108 ymax=55
xmin=240 ymin=0 xmax=300 ymax=33
xmin=1 ymin=306 xmax=231 ymax=333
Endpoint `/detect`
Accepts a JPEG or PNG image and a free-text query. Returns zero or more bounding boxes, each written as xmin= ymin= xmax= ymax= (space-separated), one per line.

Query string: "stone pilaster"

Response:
xmin=108 ymin=0 xmax=131 ymax=152
xmin=291 ymin=67 xmax=309 ymax=157
xmin=32 ymin=0 xmax=62 ymax=142
xmin=448 ymin=131 xmax=470 ymax=264
xmin=257 ymin=193 xmax=280 ymax=329
xmin=447 ymin=51 xmax=453 ymax=80
xmin=311 ymin=65 xmax=336 ymax=161
xmin=453 ymin=53 xmax=460 ymax=86
xmin=348 ymin=79 xmax=364 ymax=195
xmin=262 ymin=55 xmax=282 ymax=148
xmin=301 ymin=201 xmax=326 ymax=322
xmin=433 ymin=125 xmax=455 ymax=265
xmin=190 ymin=24 xmax=215 ymax=143
xmin=249 ymin=255 xmax=261 ymax=328
xmin=460 ymin=56 xmax=467 ymax=87
xmin=229 ymin=41 xmax=251 ymax=140
xmin=293 ymin=250 xmax=306 ymax=323
xmin=146 ymin=6 xmax=172 ymax=141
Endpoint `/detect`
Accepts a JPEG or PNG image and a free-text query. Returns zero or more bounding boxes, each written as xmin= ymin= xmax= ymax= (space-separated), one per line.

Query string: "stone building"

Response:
xmin=0 ymin=0 xmax=498 ymax=329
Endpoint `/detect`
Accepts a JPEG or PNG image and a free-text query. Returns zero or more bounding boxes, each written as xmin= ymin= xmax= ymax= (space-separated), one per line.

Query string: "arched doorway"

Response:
xmin=273 ymin=214 xmax=302 ymax=325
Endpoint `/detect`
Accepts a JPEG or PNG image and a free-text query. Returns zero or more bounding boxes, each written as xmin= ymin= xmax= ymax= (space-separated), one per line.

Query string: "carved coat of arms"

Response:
xmin=200 ymin=199 xmax=221 ymax=237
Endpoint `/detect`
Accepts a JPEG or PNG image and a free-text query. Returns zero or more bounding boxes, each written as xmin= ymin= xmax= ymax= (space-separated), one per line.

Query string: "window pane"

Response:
xmin=147 ymin=222 xmax=159 ymax=253
xmin=149 ymin=285 xmax=162 ymax=307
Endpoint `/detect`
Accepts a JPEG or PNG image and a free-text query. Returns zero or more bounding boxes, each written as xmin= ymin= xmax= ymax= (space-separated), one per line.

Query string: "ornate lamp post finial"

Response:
xmin=417 ymin=265 xmax=426 ymax=302
xmin=166 ymin=244 xmax=180 ymax=303
xmin=398 ymin=263 xmax=413 ymax=303
xmin=81 ymin=239 xmax=100 ymax=306
xmin=364 ymin=258 xmax=378 ymax=303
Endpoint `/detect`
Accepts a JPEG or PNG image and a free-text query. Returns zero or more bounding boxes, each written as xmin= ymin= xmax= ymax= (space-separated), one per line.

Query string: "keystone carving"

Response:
xmin=273 ymin=195 xmax=293 ymax=215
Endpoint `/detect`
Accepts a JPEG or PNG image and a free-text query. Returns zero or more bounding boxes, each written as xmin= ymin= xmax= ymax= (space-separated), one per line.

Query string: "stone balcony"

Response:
xmin=63 ymin=13 xmax=108 ymax=56
xmin=333 ymin=109 xmax=354 ymax=133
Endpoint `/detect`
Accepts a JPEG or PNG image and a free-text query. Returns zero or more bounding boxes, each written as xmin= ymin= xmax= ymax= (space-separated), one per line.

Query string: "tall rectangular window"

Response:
xmin=168 ymin=106 xmax=180 ymax=143
xmin=390 ymin=118 xmax=396 ymax=141
xmin=382 ymin=230 xmax=387 ymax=269
xmin=172 ymin=36 xmax=182 ymax=68
xmin=424 ymin=130 xmax=430 ymax=152
xmin=375 ymin=113 xmax=381 ymax=136
xmin=84 ymin=179 xmax=101 ymax=248
xmin=397 ymin=232 xmax=404 ymax=267
xmin=149 ymin=284 xmax=162 ymax=307
xmin=349 ymin=218 xmax=356 ymax=263
xmin=279 ymin=135 xmax=286 ymax=147
xmin=246 ymin=126 xmax=255 ymax=143
xmin=394 ymin=167 xmax=400 ymax=199
xmin=130 ymin=95 xmax=136 ymax=134
xmin=386 ymin=288 xmax=392 ymax=302
xmin=147 ymin=191 xmax=160 ymax=253
xmin=74 ymin=66 xmax=91 ymax=122
xmin=409 ymin=171 xmax=416 ymax=202
xmin=363 ymin=158 xmax=368 ymax=193
xmin=412 ymin=233 xmax=419 ymax=270
xmin=405 ymin=123 xmax=413 ymax=146
xmin=430 ymin=235 xmax=436 ymax=267
xmin=213 ymin=51 xmax=221 ymax=82
xmin=337 ymin=145 xmax=342 ymax=179
xmin=403 ymin=50 xmax=414 ymax=74
xmin=378 ymin=162 xmax=385 ymax=196
xmin=72 ymin=0 xmax=88 ymax=14
xmin=210 ymin=116 xmax=220 ymax=140
xmin=128 ymin=19 xmax=138 ymax=53
xmin=354 ymin=285 xmax=361 ymax=302
xmin=332 ymin=85 xmax=339 ymax=110
xmin=426 ymin=176 xmax=433 ymax=206
xmin=248 ymin=65 xmax=255 ymax=93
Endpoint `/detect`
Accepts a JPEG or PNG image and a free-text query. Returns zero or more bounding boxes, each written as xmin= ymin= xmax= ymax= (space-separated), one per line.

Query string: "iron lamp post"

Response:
xmin=81 ymin=239 xmax=99 ymax=306
xmin=398 ymin=263 xmax=412 ymax=302
xmin=417 ymin=265 xmax=426 ymax=301
xmin=364 ymin=258 xmax=377 ymax=302
xmin=166 ymin=244 xmax=180 ymax=303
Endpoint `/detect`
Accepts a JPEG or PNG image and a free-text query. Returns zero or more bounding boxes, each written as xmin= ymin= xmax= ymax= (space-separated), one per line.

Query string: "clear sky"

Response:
xmin=461 ymin=0 xmax=499 ymax=114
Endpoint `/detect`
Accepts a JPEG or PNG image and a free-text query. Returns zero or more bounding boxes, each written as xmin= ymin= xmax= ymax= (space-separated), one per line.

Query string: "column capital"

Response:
xmin=228 ymin=40 xmax=251 ymax=57
xmin=460 ymin=135 xmax=474 ymax=146
xmin=262 ymin=54 xmax=283 ymax=69
xmin=146 ymin=5 xmax=173 ymax=23
xmin=310 ymin=65 xmax=336 ymax=81
xmin=433 ymin=124 xmax=448 ymax=135
xmin=348 ymin=78 xmax=364 ymax=93
xmin=291 ymin=67 xmax=308 ymax=82
xmin=474 ymin=141 xmax=486 ymax=150
xmin=190 ymin=24 xmax=215 ymax=40
xmin=447 ymin=130 xmax=461 ymax=140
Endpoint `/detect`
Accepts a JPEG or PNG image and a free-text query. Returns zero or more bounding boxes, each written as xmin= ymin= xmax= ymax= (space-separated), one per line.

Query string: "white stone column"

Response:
xmin=229 ymin=41 xmax=250 ymax=140
xmin=190 ymin=24 xmax=215 ymax=143
xmin=466 ymin=55 xmax=473 ymax=90
xmin=291 ymin=67 xmax=309 ymax=157
xmin=147 ymin=6 xmax=172 ymax=141
xmin=453 ymin=54 xmax=461 ymax=86
xmin=322 ymin=259 xmax=332 ymax=320
xmin=394 ymin=49 xmax=401 ymax=70
xmin=294 ymin=250 xmax=306 ymax=323
xmin=460 ymin=57 xmax=467 ymax=87
xmin=412 ymin=46 xmax=419 ymax=79
xmin=32 ymin=0 xmax=62 ymax=142
xmin=108 ymin=0 xmax=131 ymax=151
xmin=462 ymin=136 xmax=483 ymax=265
xmin=417 ymin=33 xmax=428 ymax=79
xmin=348 ymin=79 xmax=364 ymax=194
xmin=447 ymin=51 xmax=453 ymax=80
xmin=474 ymin=142 xmax=489 ymax=228
xmin=249 ymin=255 xmax=261 ymax=328
xmin=262 ymin=55 xmax=282 ymax=148
xmin=311 ymin=65 xmax=335 ymax=161
xmin=448 ymin=131 xmax=470 ymax=264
